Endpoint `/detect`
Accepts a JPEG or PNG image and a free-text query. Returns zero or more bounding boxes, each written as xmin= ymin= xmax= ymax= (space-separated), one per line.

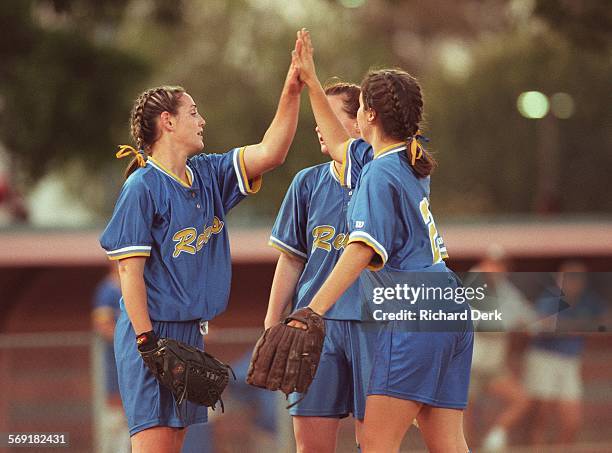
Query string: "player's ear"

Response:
xmin=367 ymin=108 xmax=376 ymax=123
xmin=160 ymin=111 xmax=174 ymax=132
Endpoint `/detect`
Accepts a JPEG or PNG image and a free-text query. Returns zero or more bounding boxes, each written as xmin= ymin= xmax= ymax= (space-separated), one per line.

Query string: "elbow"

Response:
xmin=272 ymin=151 xmax=287 ymax=167
xmin=261 ymin=144 xmax=288 ymax=169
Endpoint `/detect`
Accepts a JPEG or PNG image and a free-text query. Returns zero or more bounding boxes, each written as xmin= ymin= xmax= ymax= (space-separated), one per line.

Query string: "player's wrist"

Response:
xmin=136 ymin=330 xmax=158 ymax=352
xmin=306 ymin=303 xmax=325 ymax=317
xmin=303 ymin=73 xmax=320 ymax=89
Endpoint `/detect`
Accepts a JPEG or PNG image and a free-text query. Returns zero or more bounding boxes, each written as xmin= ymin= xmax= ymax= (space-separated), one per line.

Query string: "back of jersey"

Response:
xmin=347 ymin=147 xmax=448 ymax=272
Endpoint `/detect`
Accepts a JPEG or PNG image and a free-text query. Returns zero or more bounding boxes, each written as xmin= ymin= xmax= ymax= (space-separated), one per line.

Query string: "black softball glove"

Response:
xmin=137 ymin=331 xmax=234 ymax=411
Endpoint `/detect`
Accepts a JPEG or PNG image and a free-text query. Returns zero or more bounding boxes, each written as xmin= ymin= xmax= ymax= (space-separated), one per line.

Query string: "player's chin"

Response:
xmin=320 ymin=144 xmax=329 ymax=155
xmin=189 ymin=141 xmax=204 ymax=156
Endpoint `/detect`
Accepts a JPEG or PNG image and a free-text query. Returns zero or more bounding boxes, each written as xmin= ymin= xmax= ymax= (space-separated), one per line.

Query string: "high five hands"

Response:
xmin=293 ymin=28 xmax=319 ymax=88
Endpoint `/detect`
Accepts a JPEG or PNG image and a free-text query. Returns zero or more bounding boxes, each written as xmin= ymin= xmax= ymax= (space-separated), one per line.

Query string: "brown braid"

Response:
xmin=361 ymin=69 xmax=436 ymax=178
xmin=124 ymin=85 xmax=185 ymax=179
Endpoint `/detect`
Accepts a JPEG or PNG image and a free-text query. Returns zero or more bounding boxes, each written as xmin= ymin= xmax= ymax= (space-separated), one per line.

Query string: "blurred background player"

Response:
xmin=91 ymin=262 xmax=130 ymax=453
xmin=467 ymin=245 xmax=535 ymax=451
xmin=265 ymin=80 xmax=378 ymax=453
xmin=524 ymin=261 xmax=606 ymax=446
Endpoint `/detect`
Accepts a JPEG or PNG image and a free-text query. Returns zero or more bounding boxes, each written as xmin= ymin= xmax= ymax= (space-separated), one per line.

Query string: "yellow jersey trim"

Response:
xmin=268 ymin=241 xmax=307 ymax=262
xmin=107 ymin=251 xmax=151 ymax=261
xmin=374 ymin=142 xmax=407 ymax=159
xmin=237 ymin=146 xmax=262 ymax=194
xmin=347 ymin=236 xmax=386 ymax=271
xmin=339 ymin=139 xmax=352 ymax=187
xmin=148 ymin=156 xmax=192 ymax=188
xmin=329 ymin=161 xmax=342 ymax=184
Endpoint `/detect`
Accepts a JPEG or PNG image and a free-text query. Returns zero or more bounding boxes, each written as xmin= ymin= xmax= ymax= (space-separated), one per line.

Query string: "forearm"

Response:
xmin=309 ymin=242 xmax=374 ymax=315
xmin=295 ymin=29 xmax=350 ymax=161
xmin=307 ymin=80 xmax=350 ymax=162
xmin=265 ymin=253 xmax=305 ymax=329
xmin=117 ymin=257 xmax=152 ymax=334
xmin=243 ymin=89 xmax=301 ymax=179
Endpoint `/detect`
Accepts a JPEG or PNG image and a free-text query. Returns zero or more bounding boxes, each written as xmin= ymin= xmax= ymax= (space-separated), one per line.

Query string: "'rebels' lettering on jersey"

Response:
xmin=172 ymin=216 xmax=225 ymax=258
xmin=311 ymin=225 xmax=349 ymax=252
xmin=269 ymin=161 xmax=365 ymax=321
xmin=100 ymin=147 xmax=261 ymax=321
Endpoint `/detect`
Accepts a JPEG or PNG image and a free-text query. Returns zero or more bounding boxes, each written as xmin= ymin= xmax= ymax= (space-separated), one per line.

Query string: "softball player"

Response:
xmin=266 ymin=82 xmax=380 ymax=452
xmin=292 ymin=30 xmax=473 ymax=453
xmin=99 ymin=54 xmax=303 ymax=453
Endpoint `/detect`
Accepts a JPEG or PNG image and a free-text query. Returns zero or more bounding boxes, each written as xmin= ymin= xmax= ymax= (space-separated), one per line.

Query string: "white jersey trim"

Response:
xmin=374 ymin=145 xmax=407 ymax=160
xmin=232 ymin=148 xmax=247 ymax=195
xmin=269 ymin=236 xmax=308 ymax=259
xmin=329 ymin=161 xmax=341 ymax=184
xmin=348 ymin=231 xmax=388 ymax=264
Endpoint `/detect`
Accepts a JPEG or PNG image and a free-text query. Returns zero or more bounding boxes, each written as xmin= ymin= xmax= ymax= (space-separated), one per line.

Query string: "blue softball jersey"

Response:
xmin=346 ymin=139 xmax=448 ymax=271
xmin=269 ymin=161 xmax=367 ymax=320
xmin=100 ymin=147 xmax=260 ymax=321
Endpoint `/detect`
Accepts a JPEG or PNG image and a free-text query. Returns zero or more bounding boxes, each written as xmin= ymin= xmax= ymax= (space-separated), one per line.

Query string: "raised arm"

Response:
xmin=294 ymin=29 xmax=351 ymax=163
xmin=242 ymin=50 xmax=304 ymax=179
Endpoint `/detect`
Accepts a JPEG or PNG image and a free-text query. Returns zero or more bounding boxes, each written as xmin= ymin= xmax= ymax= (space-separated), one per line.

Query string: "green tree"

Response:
xmin=425 ymin=33 xmax=612 ymax=215
xmin=0 ymin=0 xmax=149 ymax=183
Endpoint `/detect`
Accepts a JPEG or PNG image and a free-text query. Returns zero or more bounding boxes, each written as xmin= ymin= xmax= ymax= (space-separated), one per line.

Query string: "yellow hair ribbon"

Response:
xmin=410 ymin=137 xmax=423 ymax=166
xmin=116 ymin=145 xmax=146 ymax=168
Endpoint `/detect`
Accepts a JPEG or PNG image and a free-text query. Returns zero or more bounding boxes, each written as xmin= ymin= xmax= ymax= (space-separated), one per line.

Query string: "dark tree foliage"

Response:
xmin=534 ymin=0 xmax=612 ymax=51
xmin=0 ymin=0 xmax=149 ymax=182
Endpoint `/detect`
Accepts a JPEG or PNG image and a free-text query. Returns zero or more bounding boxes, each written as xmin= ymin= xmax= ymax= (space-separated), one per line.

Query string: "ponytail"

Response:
xmin=407 ymin=133 xmax=436 ymax=178
xmin=116 ymin=145 xmax=148 ymax=179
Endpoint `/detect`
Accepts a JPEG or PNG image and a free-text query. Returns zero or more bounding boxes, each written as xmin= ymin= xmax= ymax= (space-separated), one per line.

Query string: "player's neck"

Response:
xmin=332 ymin=160 xmax=342 ymax=176
xmin=150 ymin=142 xmax=190 ymax=184
xmin=369 ymin=132 xmax=401 ymax=156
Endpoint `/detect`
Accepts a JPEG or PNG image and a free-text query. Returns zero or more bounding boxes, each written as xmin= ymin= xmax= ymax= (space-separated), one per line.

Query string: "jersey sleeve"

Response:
xmin=99 ymin=178 xmax=155 ymax=260
xmin=339 ymin=138 xmax=374 ymax=189
xmin=268 ymin=172 xmax=308 ymax=261
xmin=205 ymin=147 xmax=262 ymax=212
xmin=347 ymin=165 xmax=397 ymax=271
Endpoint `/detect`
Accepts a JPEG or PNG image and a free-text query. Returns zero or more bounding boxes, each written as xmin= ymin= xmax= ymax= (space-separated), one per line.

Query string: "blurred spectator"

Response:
xmin=524 ymin=261 xmax=606 ymax=445
xmin=0 ymin=172 xmax=28 ymax=225
xmin=224 ymin=350 xmax=278 ymax=450
xmin=468 ymin=245 xmax=535 ymax=451
xmin=182 ymin=347 xmax=277 ymax=452
xmin=91 ymin=262 xmax=130 ymax=453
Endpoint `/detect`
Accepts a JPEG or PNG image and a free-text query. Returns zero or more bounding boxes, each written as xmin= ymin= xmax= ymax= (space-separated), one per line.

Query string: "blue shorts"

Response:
xmin=114 ymin=312 xmax=208 ymax=436
xmin=369 ymin=322 xmax=474 ymax=409
xmin=288 ymin=319 xmax=380 ymax=420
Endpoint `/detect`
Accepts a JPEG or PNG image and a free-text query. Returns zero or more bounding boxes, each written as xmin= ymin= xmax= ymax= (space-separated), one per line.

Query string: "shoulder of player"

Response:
xmin=292 ymin=162 xmax=332 ymax=187
xmin=121 ymin=164 xmax=165 ymax=201
xmin=360 ymin=157 xmax=395 ymax=180
xmin=188 ymin=151 xmax=215 ymax=170
xmin=371 ymin=152 xmax=422 ymax=182
xmin=189 ymin=147 xmax=241 ymax=165
xmin=124 ymin=165 xmax=155 ymax=188
xmin=347 ymin=137 xmax=371 ymax=151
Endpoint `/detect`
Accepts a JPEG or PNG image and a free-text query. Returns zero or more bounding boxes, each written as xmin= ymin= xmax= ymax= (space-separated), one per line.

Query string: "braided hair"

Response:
xmin=124 ymin=85 xmax=185 ymax=178
xmin=361 ymin=69 xmax=436 ymax=178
